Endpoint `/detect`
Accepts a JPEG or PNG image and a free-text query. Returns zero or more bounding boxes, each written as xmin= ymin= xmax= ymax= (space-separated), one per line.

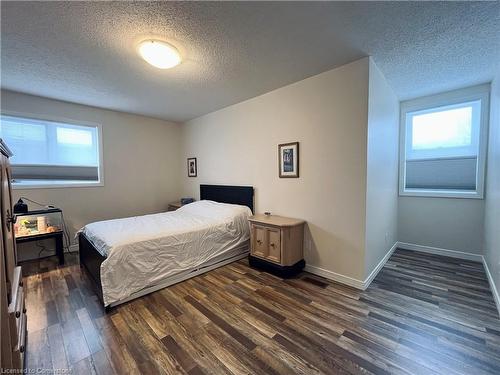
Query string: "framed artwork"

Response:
xmin=187 ymin=157 xmax=197 ymax=177
xmin=278 ymin=142 xmax=299 ymax=178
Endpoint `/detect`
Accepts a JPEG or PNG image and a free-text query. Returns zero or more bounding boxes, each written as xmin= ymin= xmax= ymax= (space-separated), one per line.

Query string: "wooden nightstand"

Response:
xmin=248 ymin=214 xmax=305 ymax=278
xmin=167 ymin=201 xmax=182 ymax=211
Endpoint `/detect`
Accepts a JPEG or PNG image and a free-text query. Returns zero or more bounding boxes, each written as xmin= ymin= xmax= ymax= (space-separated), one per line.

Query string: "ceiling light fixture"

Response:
xmin=138 ymin=40 xmax=181 ymax=69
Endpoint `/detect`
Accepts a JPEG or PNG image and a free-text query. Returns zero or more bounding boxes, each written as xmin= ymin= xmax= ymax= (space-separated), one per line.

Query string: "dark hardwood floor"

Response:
xmin=22 ymin=249 xmax=500 ymax=374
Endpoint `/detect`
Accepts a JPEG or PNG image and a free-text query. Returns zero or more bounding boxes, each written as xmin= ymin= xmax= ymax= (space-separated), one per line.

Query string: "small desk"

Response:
xmin=168 ymin=201 xmax=195 ymax=211
xmin=16 ymin=231 xmax=64 ymax=265
xmin=168 ymin=201 xmax=183 ymax=211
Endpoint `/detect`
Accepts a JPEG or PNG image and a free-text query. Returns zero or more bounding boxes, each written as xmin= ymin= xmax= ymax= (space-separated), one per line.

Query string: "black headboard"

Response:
xmin=200 ymin=184 xmax=254 ymax=213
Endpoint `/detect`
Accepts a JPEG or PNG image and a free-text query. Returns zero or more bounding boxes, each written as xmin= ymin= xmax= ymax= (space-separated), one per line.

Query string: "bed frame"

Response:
xmin=200 ymin=184 xmax=254 ymax=213
xmin=79 ymin=184 xmax=254 ymax=309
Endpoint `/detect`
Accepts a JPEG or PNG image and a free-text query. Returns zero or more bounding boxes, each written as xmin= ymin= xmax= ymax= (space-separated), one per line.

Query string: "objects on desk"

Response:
xmin=13 ymin=198 xmax=28 ymax=214
xmin=37 ymin=216 xmax=46 ymax=232
xmin=181 ymin=197 xmax=195 ymax=205
xmin=168 ymin=198 xmax=195 ymax=211
xmin=14 ymin=208 xmax=63 ymax=238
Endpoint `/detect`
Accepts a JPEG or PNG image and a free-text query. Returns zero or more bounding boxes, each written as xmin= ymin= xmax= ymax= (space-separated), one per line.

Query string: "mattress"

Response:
xmin=80 ymin=200 xmax=252 ymax=306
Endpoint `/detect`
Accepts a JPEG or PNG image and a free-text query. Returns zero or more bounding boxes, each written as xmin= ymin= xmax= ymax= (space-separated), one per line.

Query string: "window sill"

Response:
xmin=399 ymin=189 xmax=483 ymax=199
xmin=12 ymin=180 xmax=104 ymax=189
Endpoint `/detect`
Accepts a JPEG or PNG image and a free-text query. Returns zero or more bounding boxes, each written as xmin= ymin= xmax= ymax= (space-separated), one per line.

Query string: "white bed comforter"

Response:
xmin=80 ymin=200 xmax=251 ymax=306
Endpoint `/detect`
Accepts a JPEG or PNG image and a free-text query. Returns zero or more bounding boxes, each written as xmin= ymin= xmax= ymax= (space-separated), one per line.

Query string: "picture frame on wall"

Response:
xmin=187 ymin=157 xmax=197 ymax=177
xmin=278 ymin=142 xmax=299 ymax=178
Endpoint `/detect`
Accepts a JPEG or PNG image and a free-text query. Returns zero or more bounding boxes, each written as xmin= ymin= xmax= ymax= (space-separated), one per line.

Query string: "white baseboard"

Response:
xmin=305 ymin=241 xmax=398 ymax=290
xmin=363 ymin=241 xmax=398 ymax=289
xmin=397 ymin=241 xmax=499 ymax=317
xmin=482 ymin=257 xmax=500 ymax=318
xmin=307 ymin=241 xmax=499 ymax=317
xmin=304 ymin=264 xmax=364 ymax=289
xmin=396 ymin=242 xmax=483 ymax=262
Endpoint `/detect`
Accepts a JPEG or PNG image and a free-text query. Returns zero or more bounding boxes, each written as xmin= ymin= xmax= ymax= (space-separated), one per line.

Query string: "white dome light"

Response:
xmin=138 ymin=40 xmax=181 ymax=69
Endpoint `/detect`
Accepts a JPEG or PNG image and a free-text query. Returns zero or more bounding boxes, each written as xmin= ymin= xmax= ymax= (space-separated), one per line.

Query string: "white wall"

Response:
xmin=484 ymin=78 xmax=500 ymax=307
xmin=180 ymin=58 xmax=370 ymax=281
xmin=364 ymin=59 xmax=399 ymax=279
xmin=2 ymin=58 xmax=495 ymax=296
xmin=1 ymin=90 xmax=182 ymax=260
xmin=398 ymin=197 xmax=485 ymax=254
xmin=397 ymin=87 xmax=489 ymax=255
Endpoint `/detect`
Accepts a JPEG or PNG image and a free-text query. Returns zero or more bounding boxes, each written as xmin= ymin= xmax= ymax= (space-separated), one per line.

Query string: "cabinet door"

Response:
xmin=1 ymin=158 xmax=16 ymax=290
xmin=267 ymin=228 xmax=281 ymax=263
xmin=0 ymin=221 xmax=14 ymax=369
xmin=251 ymin=225 xmax=268 ymax=258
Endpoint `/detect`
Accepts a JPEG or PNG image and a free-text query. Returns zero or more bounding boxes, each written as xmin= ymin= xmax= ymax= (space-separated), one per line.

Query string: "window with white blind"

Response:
xmin=0 ymin=114 xmax=102 ymax=188
xmin=399 ymin=84 xmax=489 ymax=199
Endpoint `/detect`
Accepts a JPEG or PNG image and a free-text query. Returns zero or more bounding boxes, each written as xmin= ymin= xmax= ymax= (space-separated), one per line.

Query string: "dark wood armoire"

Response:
xmin=0 ymin=139 xmax=26 ymax=370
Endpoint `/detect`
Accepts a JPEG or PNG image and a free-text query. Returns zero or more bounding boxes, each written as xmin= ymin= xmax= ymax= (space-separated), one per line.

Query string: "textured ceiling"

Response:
xmin=1 ymin=1 xmax=499 ymax=122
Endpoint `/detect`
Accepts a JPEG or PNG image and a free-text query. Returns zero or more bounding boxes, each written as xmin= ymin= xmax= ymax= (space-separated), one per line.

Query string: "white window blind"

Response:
xmin=399 ymin=85 xmax=489 ymax=198
xmin=406 ymin=101 xmax=480 ymax=161
xmin=0 ymin=114 xmax=101 ymax=186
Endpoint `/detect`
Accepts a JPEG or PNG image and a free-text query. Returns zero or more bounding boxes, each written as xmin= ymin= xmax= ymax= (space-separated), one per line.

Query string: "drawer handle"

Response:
xmin=19 ymin=345 xmax=25 ymax=353
xmin=270 ymin=243 xmax=275 ymax=247
xmin=23 ymin=308 xmax=27 ymax=314
xmin=257 ymin=240 xmax=262 ymax=245
xmin=15 ymin=311 xmax=20 ymax=318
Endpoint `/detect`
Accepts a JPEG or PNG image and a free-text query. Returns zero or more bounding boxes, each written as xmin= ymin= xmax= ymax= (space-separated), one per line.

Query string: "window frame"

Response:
xmin=399 ymin=84 xmax=490 ymax=199
xmin=1 ymin=110 xmax=104 ymax=189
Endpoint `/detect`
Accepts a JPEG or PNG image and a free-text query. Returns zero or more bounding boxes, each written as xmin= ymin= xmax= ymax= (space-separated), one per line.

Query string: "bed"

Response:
xmin=78 ymin=184 xmax=254 ymax=308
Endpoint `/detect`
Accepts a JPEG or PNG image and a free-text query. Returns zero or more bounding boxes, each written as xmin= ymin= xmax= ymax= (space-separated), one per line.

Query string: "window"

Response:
xmin=399 ymin=84 xmax=489 ymax=198
xmin=0 ymin=114 xmax=102 ymax=188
